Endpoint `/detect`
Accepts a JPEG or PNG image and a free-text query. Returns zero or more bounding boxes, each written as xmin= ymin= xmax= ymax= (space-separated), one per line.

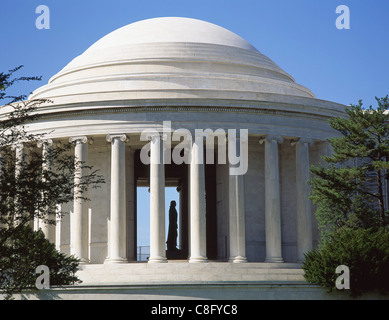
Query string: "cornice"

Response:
xmin=34 ymin=104 xmax=343 ymax=123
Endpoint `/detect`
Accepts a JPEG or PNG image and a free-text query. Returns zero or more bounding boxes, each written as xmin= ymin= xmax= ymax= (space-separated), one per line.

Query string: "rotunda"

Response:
xmin=11 ymin=17 xmax=346 ymax=298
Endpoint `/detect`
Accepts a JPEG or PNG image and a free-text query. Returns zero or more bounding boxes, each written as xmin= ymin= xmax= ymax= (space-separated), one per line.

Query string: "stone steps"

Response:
xmin=76 ymin=262 xmax=306 ymax=286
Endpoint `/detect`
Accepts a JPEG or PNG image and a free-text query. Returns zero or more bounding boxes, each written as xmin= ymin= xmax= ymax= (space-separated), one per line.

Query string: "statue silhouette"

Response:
xmin=166 ymin=200 xmax=178 ymax=251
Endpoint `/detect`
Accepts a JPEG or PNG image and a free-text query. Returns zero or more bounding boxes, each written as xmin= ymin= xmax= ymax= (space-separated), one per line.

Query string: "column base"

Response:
xmin=189 ymin=256 xmax=208 ymax=263
xmin=228 ymin=256 xmax=248 ymax=263
xmin=148 ymin=256 xmax=168 ymax=263
xmin=104 ymin=257 xmax=128 ymax=264
xmin=264 ymin=257 xmax=284 ymax=263
xmin=78 ymin=258 xmax=90 ymax=264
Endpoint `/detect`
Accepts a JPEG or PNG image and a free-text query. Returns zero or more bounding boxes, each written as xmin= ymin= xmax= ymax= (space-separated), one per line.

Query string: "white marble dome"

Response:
xmin=30 ymin=17 xmax=315 ymax=105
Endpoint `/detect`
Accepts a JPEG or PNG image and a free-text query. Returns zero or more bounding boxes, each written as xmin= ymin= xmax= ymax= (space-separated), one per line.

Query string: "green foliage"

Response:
xmin=0 ymin=66 xmax=104 ymax=299
xmin=305 ymin=95 xmax=389 ymax=296
xmin=310 ymin=96 xmax=389 ymax=243
xmin=302 ymin=227 xmax=389 ymax=296
xmin=0 ymin=225 xmax=81 ymax=300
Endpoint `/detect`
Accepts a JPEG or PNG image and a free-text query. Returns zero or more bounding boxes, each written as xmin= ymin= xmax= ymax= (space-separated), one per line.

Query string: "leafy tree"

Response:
xmin=0 ymin=66 xmax=104 ymax=299
xmin=302 ymin=227 xmax=389 ymax=296
xmin=0 ymin=226 xmax=80 ymax=300
xmin=310 ymin=96 xmax=389 ymax=241
xmin=304 ymin=96 xmax=389 ymax=296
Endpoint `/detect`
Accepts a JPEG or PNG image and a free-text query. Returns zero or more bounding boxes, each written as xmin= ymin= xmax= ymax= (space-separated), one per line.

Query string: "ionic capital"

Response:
xmin=37 ymin=138 xmax=53 ymax=148
xmin=291 ymin=138 xmax=314 ymax=147
xmin=11 ymin=142 xmax=24 ymax=151
xmin=146 ymin=132 xmax=168 ymax=142
xmin=192 ymin=130 xmax=208 ymax=140
xmin=227 ymin=130 xmax=248 ymax=142
xmin=11 ymin=143 xmax=33 ymax=155
xmin=106 ymin=134 xmax=129 ymax=143
xmin=69 ymin=136 xmax=93 ymax=145
xmin=259 ymin=135 xmax=284 ymax=145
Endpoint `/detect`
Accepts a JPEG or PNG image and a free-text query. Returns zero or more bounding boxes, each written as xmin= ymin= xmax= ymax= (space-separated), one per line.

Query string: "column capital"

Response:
xmin=106 ymin=134 xmax=129 ymax=143
xmin=291 ymin=138 xmax=314 ymax=147
xmin=205 ymin=130 xmax=227 ymax=139
xmin=227 ymin=130 xmax=248 ymax=142
xmin=11 ymin=142 xmax=24 ymax=151
xmin=37 ymin=138 xmax=53 ymax=148
xmin=69 ymin=136 xmax=93 ymax=145
xmin=12 ymin=143 xmax=33 ymax=155
xmin=193 ymin=130 xmax=207 ymax=140
xmin=259 ymin=135 xmax=284 ymax=144
xmin=146 ymin=132 xmax=168 ymax=142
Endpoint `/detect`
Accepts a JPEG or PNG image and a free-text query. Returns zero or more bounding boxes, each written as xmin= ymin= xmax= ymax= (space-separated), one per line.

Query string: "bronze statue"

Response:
xmin=166 ymin=200 xmax=178 ymax=251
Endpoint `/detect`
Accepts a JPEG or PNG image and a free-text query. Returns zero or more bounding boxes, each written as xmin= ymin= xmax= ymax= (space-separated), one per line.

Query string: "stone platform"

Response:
xmin=10 ymin=262 xmax=386 ymax=300
xmin=76 ymin=262 xmax=305 ymax=285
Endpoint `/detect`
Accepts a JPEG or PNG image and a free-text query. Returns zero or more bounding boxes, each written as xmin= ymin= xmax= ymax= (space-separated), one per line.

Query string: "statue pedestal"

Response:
xmin=166 ymin=248 xmax=185 ymax=260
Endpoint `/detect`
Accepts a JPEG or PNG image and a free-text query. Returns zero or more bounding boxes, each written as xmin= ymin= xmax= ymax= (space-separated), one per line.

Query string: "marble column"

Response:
xmin=12 ymin=143 xmax=33 ymax=227
xmin=55 ymin=205 xmax=62 ymax=252
xmin=69 ymin=136 xmax=91 ymax=263
xmin=13 ymin=143 xmax=24 ymax=221
xmin=14 ymin=143 xmax=24 ymax=179
xmin=37 ymin=139 xmax=56 ymax=243
xmin=189 ymin=133 xmax=207 ymax=263
xmin=105 ymin=134 xmax=128 ymax=263
xmin=291 ymin=138 xmax=314 ymax=262
xmin=148 ymin=133 xmax=167 ymax=263
xmin=229 ymin=135 xmax=247 ymax=263
xmin=260 ymin=136 xmax=284 ymax=263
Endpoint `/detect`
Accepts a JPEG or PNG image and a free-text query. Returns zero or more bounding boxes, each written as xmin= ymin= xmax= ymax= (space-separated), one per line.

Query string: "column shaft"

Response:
xmin=38 ymin=139 xmax=56 ymax=243
xmin=106 ymin=134 xmax=128 ymax=263
xmin=148 ymin=133 xmax=167 ymax=263
xmin=189 ymin=135 xmax=207 ymax=263
xmin=229 ymin=136 xmax=247 ymax=263
xmin=13 ymin=144 xmax=35 ymax=228
xmin=293 ymin=138 xmax=314 ymax=262
xmin=13 ymin=144 xmax=25 ymax=226
xmin=260 ymin=136 xmax=284 ymax=263
xmin=69 ymin=136 xmax=90 ymax=263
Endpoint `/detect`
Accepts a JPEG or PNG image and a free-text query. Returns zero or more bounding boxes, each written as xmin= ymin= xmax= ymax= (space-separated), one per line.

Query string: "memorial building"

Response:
xmin=11 ymin=17 xmax=347 ymax=298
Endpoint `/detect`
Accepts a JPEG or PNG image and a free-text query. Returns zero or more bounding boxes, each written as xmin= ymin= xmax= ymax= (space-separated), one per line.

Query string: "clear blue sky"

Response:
xmin=2 ymin=0 xmax=389 ymax=107
xmin=1 ymin=0 xmax=389 ymax=246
